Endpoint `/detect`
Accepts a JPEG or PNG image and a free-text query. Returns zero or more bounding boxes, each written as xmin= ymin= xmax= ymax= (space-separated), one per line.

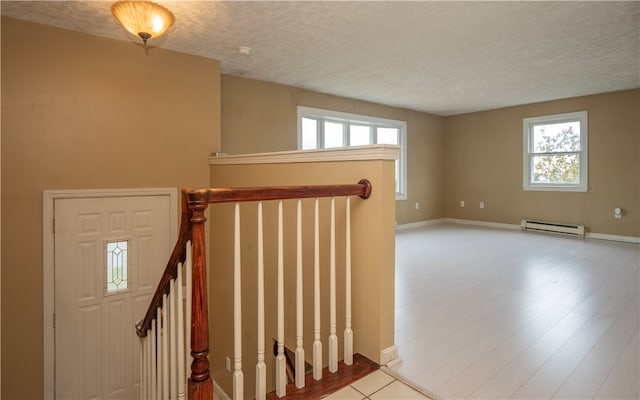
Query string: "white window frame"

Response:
xmin=523 ymin=111 xmax=588 ymax=192
xmin=297 ymin=106 xmax=407 ymax=200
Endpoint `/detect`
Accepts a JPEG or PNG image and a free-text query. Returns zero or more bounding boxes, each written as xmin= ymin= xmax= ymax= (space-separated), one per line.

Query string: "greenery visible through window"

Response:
xmin=523 ymin=111 xmax=588 ymax=192
xmin=297 ymin=106 xmax=407 ymax=199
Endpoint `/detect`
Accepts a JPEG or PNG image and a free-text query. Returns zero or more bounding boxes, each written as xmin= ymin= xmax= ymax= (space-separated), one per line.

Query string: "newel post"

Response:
xmin=187 ymin=190 xmax=213 ymax=400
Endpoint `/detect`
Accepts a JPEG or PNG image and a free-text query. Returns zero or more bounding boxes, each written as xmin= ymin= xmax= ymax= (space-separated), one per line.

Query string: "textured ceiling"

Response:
xmin=2 ymin=1 xmax=639 ymax=116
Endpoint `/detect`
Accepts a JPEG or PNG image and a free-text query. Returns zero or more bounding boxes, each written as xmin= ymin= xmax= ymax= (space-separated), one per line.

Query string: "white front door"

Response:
xmin=54 ymin=195 xmax=173 ymax=400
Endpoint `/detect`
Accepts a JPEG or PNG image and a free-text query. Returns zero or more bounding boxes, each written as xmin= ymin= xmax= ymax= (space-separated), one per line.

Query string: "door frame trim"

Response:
xmin=43 ymin=188 xmax=178 ymax=399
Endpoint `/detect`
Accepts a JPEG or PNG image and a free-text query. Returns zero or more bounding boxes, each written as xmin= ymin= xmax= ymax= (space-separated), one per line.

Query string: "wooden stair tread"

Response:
xmin=265 ymin=353 xmax=379 ymax=400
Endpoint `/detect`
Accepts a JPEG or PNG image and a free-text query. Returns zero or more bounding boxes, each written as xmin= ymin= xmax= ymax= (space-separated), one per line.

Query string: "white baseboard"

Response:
xmin=213 ymin=379 xmax=231 ymax=400
xmin=380 ymin=344 xmax=399 ymax=366
xmin=385 ymin=356 xmax=403 ymax=368
xmin=446 ymin=218 xmax=521 ymax=231
xmin=399 ymin=218 xmax=639 ymax=244
xmin=396 ymin=218 xmax=446 ymax=231
xmin=586 ymin=232 xmax=640 ymax=244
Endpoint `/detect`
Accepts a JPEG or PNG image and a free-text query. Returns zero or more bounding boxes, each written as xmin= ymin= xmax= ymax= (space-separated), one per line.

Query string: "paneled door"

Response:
xmin=54 ymin=195 xmax=173 ymax=399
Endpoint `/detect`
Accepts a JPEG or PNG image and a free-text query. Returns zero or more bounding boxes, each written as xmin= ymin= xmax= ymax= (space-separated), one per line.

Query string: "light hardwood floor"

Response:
xmin=390 ymin=223 xmax=639 ymax=400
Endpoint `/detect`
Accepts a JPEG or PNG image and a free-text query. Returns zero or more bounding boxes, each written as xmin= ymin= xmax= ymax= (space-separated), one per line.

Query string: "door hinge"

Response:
xmin=53 ymin=313 xmax=56 ymax=329
xmin=52 ymin=218 xmax=56 ymax=234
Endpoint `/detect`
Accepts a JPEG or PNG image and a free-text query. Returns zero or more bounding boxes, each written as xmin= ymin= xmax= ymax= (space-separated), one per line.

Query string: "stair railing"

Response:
xmin=136 ymin=180 xmax=372 ymax=400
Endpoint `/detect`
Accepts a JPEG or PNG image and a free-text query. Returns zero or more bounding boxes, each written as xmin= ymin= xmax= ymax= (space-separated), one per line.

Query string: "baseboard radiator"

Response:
xmin=520 ymin=219 xmax=585 ymax=236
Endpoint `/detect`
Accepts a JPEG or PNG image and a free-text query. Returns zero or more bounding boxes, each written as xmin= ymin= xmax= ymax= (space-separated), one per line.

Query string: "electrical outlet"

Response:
xmin=480 ymin=201 xmax=485 ymax=209
xmin=226 ymin=356 xmax=231 ymax=372
xmin=615 ymin=207 xmax=622 ymax=219
xmin=460 ymin=200 xmax=465 ymax=207
xmin=415 ymin=202 xmax=419 ymax=210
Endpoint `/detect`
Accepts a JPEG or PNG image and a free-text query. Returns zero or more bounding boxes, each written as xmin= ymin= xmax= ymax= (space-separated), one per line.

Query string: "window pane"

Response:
xmin=377 ymin=127 xmax=399 ymax=144
xmin=302 ymin=118 xmax=318 ymax=150
xmin=324 ymin=121 xmax=344 ymax=148
xmin=532 ymin=154 xmax=580 ymax=184
xmin=106 ymin=240 xmax=128 ymax=293
xmin=298 ymin=106 xmax=407 ymax=198
xmin=533 ymin=121 xmax=580 ymax=153
xmin=350 ymin=125 xmax=371 ymax=146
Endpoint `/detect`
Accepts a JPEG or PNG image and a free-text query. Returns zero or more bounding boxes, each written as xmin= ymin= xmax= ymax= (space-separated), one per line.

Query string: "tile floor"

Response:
xmin=321 ymin=369 xmax=433 ymax=400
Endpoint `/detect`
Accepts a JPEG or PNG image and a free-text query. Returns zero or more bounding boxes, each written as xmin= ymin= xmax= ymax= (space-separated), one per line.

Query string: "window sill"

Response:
xmin=523 ymin=184 xmax=589 ymax=193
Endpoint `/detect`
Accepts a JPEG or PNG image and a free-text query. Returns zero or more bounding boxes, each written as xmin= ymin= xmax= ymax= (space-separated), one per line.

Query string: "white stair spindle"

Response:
xmin=233 ymin=202 xmax=244 ymax=400
xmin=141 ymin=336 xmax=146 ymax=400
xmin=147 ymin=332 xmax=152 ymax=400
xmin=255 ymin=202 xmax=267 ymax=400
xmin=151 ymin=321 xmax=157 ymax=400
xmin=156 ymin=313 xmax=162 ymax=399
xmin=176 ymin=263 xmax=186 ymax=400
xmin=275 ymin=201 xmax=286 ymax=398
xmin=344 ymin=197 xmax=354 ymax=366
xmin=185 ymin=242 xmax=193 ymax=384
xmin=295 ymin=199 xmax=305 ymax=388
xmin=169 ymin=279 xmax=177 ymax=399
xmin=312 ymin=197 xmax=322 ymax=380
xmin=140 ymin=337 xmax=145 ymax=400
xmin=328 ymin=197 xmax=338 ymax=373
xmin=162 ymin=297 xmax=169 ymax=400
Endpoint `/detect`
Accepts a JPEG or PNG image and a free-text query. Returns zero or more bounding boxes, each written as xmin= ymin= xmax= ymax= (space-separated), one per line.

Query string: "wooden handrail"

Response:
xmin=135 ymin=189 xmax=193 ymax=337
xmin=136 ymin=179 xmax=373 ymax=400
xmin=189 ymin=179 xmax=372 ymax=204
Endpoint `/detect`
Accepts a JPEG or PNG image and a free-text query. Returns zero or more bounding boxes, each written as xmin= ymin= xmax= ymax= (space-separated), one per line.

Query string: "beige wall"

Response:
xmin=221 ymin=74 xmax=446 ymax=225
xmin=209 ymin=157 xmax=397 ymax=398
xmin=222 ymin=75 xmax=639 ymax=237
xmin=445 ymin=89 xmax=640 ymax=237
xmin=1 ymin=17 xmax=221 ymax=399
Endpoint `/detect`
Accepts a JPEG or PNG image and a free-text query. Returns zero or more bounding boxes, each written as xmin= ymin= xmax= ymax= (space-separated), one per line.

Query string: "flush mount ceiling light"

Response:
xmin=111 ymin=1 xmax=175 ymax=45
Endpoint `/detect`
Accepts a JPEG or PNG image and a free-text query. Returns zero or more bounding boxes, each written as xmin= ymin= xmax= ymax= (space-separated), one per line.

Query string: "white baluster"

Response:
xmin=140 ymin=337 xmax=145 ymax=400
xmin=185 ymin=242 xmax=192 ymax=385
xmin=147 ymin=330 xmax=152 ymax=400
xmin=256 ymin=202 xmax=266 ymax=400
xmin=275 ymin=201 xmax=286 ymax=398
xmin=140 ymin=336 xmax=145 ymax=400
xmin=233 ymin=202 xmax=244 ymax=400
xmin=169 ymin=279 xmax=177 ymax=399
xmin=156 ymin=313 xmax=162 ymax=399
xmin=312 ymin=197 xmax=322 ymax=380
xmin=295 ymin=199 xmax=305 ymax=388
xmin=344 ymin=197 xmax=354 ymax=366
xmin=162 ymin=297 xmax=169 ymax=400
xmin=176 ymin=263 xmax=186 ymax=400
xmin=328 ymin=197 xmax=338 ymax=373
xmin=151 ymin=321 xmax=157 ymax=400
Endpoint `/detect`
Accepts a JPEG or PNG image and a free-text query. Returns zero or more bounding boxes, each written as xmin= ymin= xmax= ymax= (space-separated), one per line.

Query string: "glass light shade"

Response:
xmin=111 ymin=1 xmax=175 ymax=43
